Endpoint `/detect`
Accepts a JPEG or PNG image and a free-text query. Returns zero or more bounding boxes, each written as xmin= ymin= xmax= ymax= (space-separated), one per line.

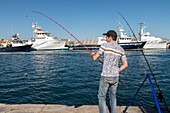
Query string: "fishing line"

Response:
xmin=118 ymin=12 xmax=169 ymax=112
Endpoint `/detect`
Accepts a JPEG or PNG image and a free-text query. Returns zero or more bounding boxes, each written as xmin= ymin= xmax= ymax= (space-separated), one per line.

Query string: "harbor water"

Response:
xmin=0 ymin=50 xmax=170 ymax=108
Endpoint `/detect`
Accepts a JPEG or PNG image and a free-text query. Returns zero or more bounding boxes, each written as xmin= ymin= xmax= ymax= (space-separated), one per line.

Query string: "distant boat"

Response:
xmin=28 ymin=23 xmax=68 ymax=50
xmin=116 ymin=22 xmax=146 ymax=49
xmin=0 ymin=34 xmax=32 ymax=52
xmin=139 ymin=23 xmax=167 ymax=49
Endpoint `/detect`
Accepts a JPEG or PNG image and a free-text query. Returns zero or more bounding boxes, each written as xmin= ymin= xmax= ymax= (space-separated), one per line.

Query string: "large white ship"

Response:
xmin=29 ymin=23 xmax=68 ymax=50
xmin=139 ymin=23 xmax=167 ymax=49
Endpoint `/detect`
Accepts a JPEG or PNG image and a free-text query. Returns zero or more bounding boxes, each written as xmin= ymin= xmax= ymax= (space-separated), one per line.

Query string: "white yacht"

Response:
xmin=139 ymin=23 xmax=167 ymax=49
xmin=29 ymin=23 xmax=68 ymax=50
xmin=117 ymin=22 xmax=146 ymax=49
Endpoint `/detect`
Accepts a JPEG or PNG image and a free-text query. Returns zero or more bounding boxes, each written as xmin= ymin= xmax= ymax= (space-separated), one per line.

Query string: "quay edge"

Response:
xmin=0 ymin=104 xmax=169 ymax=113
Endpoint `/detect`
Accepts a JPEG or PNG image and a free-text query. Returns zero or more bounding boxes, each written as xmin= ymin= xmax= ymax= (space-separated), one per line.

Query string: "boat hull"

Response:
xmin=30 ymin=38 xmax=68 ymax=50
xmin=0 ymin=44 xmax=32 ymax=52
xmin=31 ymin=47 xmax=68 ymax=51
xmin=143 ymin=41 xmax=167 ymax=49
xmin=119 ymin=41 xmax=146 ymax=49
xmin=68 ymin=41 xmax=147 ymax=50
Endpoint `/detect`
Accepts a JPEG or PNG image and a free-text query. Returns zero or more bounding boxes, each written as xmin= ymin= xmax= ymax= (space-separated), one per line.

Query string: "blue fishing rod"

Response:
xmin=118 ymin=12 xmax=170 ymax=113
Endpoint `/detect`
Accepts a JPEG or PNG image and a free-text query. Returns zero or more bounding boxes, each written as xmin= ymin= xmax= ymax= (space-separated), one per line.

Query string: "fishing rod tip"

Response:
xmin=32 ymin=11 xmax=38 ymax=13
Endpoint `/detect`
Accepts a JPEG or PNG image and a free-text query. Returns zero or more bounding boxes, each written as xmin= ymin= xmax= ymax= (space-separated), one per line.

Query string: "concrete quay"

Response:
xmin=0 ymin=104 xmax=169 ymax=113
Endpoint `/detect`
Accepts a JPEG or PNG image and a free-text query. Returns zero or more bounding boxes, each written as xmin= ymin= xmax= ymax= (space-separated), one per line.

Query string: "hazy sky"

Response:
xmin=0 ymin=0 xmax=170 ymax=41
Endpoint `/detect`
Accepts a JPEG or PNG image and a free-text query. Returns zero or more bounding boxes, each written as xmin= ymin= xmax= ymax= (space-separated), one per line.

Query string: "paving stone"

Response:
xmin=0 ymin=107 xmax=5 ymax=112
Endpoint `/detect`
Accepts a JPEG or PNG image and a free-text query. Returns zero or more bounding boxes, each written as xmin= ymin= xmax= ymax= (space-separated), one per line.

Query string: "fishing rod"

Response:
xmin=118 ymin=12 xmax=170 ymax=112
xmin=118 ymin=12 xmax=154 ymax=75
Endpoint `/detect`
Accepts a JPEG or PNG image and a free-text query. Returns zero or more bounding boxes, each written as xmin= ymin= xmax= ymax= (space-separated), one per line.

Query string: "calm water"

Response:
xmin=0 ymin=50 xmax=170 ymax=108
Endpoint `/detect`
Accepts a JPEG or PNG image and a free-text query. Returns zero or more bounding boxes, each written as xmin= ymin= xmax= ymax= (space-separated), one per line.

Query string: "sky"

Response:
xmin=0 ymin=0 xmax=170 ymax=41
